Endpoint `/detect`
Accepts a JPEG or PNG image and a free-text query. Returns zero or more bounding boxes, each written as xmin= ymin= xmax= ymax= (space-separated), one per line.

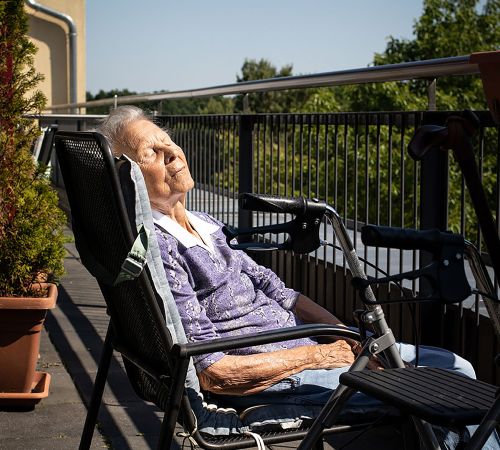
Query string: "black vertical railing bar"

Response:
xmin=297 ymin=116 xmax=305 ymax=294
xmin=342 ymin=115 xmax=349 ymax=318
xmin=307 ymin=115 xmax=312 ymax=200
xmin=284 ymin=115 xmax=289 ymax=199
xmin=291 ymin=118 xmax=297 ymax=198
xmin=353 ymin=114 xmax=359 ymax=253
xmin=198 ymin=116 xmax=207 ymax=213
xmin=272 ymin=115 xmax=277 ymax=238
xmin=270 ymin=116 xmax=276 ymax=245
xmin=375 ymin=114 xmax=382 ymax=301
xmin=232 ymin=116 xmax=237 ymax=226
xmin=199 ymin=116 xmax=204 ymax=211
xmin=333 ymin=115 xmax=339 ymax=282
xmin=216 ymin=115 xmax=221 ymax=221
xmin=418 ymin=112 xmax=450 ymax=347
xmin=188 ymin=117 xmax=195 ymax=210
xmin=194 ymin=116 xmax=200 ymax=211
xmin=274 ymin=115 xmax=281 ymax=275
xmin=266 ymin=115 xmax=271 ymax=241
xmin=496 ymin=126 xmax=500 ymax=295
xmin=476 ymin=126 xmax=486 ymax=326
xmin=226 ymin=115 xmax=233 ymax=223
xmin=176 ymin=118 xmax=184 ymax=209
xmin=263 ymin=116 xmax=268 ymax=224
xmin=188 ymin=117 xmax=195 ymax=211
xmin=275 ymin=115 xmax=286 ymax=255
xmin=399 ymin=114 xmax=406 ymax=334
xmin=202 ymin=117 xmax=208 ymax=218
xmin=179 ymin=118 xmax=185 ymax=200
xmin=187 ymin=118 xmax=194 ymax=210
xmin=291 ymin=117 xmax=297 ymax=287
xmin=412 ymin=112 xmax=420 ymax=297
xmin=197 ymin=117 xmax=203 ymax=211
xmin=206 ymin=118 xmax=212 ymax=217
xmin=187 ymin=117 xmax=194 ymax=210
xmin=314 ymin=114 xmax=321 ymax=300
xmin=224 ymin=116 xmax=228 ymax=222
xmin=205 ymin=116 xmax=210 ymax=215
xmin=211 ymin=115 xmax=216 ymax=218
xmin=386 ymin=115 xmax=394 ymax=309
xmin=363 ymin=114 xmax=369 ymax=273
xmin=276 ymin=115 xmax=281 ymax=197
xmin=220 ymin=114 xmax=226 ymax=221
xmin=255 ymin=118 xmax=261 ymax=228
xmin=180 ymin=117 xmax=188 ymax=208
xmin=323 ymin=115 xmax=330 ymax=309
xmin=178 ymin=118 xmax=189 ymax=210
xmin=283 ymin=115 xmax=290 ymax=286
xmin=226 ymin=115 xmax=231 ymax=226
xmin=299 ymin=116 xmax=304 ymax=197
xmin=238 ymin=115 xmax=254 ymax=230
xmin=211 ymin=117 xmax=217 ymax=217
xmin=306 ymin=116 xmax=313 ymax=294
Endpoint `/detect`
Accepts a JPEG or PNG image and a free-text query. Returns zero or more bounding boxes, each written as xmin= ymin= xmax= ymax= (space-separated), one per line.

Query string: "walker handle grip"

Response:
xmin=361 ymin=225 xmax=462 ymax=253
xmin=240 ymin=193 xmax=307 ymax=215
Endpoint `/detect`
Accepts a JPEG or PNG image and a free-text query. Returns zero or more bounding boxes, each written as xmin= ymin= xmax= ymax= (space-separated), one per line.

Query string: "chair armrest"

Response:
xmin=173 ymin=324 xmax=361 ymax=358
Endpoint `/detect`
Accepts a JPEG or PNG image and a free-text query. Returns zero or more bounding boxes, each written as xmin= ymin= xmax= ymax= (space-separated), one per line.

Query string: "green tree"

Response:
xmin=234 ymin=58 xmax=314 ymax=113
xmin=349 ymin=0 xmax=499 ymax=111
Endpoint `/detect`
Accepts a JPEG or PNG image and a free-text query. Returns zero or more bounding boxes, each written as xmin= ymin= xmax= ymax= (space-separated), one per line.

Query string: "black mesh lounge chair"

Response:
xmin=54 ymin=131 xmax=404 ymax=450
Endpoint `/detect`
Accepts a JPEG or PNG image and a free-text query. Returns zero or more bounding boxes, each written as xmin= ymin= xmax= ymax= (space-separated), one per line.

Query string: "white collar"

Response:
xmin=152 ymin=210 xmax=219 ymax=254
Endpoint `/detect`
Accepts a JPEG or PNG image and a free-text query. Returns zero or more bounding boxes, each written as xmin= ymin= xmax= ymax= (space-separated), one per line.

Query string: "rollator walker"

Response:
xmin=224 ymin=51 xmax=500 ymax=450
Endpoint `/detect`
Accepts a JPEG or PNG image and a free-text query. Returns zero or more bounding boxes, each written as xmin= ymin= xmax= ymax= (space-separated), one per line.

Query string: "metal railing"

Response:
xmin=46 ymin=55 xmax=480 ymax=112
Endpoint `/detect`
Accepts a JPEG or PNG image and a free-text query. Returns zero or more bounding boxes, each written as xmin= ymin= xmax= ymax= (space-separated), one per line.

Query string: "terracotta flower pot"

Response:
xmin=0 ymin=283 xmax=57 ymax=394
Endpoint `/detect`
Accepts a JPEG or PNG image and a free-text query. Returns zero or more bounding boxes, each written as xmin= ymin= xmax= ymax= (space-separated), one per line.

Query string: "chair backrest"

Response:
xmin=54 ymin=131 xmax=244 ymax=437
xmin=54 ymin=131 xmax=176 ymax=380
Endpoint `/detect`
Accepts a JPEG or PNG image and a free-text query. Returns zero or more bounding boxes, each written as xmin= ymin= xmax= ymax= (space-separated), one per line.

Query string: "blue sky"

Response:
xmin=86 ymin=0 xmax=423 ymax=95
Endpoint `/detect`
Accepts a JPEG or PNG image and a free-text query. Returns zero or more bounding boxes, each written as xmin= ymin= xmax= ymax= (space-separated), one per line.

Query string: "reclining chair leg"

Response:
xmin=157 ymin=359 xmax=191 ymax=450
xmin=79 ymin=325 xmax=114 ymax=450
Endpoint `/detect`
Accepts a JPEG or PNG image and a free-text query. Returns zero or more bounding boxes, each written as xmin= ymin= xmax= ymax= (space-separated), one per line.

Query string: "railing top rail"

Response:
xmin=48 ymin=54 xmax=480 ymax=111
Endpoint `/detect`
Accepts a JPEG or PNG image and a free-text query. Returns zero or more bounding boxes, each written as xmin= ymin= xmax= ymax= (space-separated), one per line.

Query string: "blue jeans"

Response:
xmin=213 ymin=343 xmax=499 ymax=449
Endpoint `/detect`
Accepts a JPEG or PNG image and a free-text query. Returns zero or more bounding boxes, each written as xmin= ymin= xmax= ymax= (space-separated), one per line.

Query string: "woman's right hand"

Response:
xmin=312 ymin=340 xmax=356 ymax=369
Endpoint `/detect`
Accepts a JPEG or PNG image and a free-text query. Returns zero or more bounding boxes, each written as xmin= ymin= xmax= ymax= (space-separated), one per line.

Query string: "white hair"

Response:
xmin=95 ymin=105 xmax=152 ymax=156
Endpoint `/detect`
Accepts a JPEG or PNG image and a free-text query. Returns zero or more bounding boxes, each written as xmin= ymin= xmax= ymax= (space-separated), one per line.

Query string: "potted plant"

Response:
xmin=0 ymin=0 xmax=66 ymax=407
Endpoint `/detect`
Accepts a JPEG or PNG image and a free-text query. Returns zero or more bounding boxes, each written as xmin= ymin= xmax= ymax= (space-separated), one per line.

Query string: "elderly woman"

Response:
xmin=97 ymin=106 xmax=495 ymax=448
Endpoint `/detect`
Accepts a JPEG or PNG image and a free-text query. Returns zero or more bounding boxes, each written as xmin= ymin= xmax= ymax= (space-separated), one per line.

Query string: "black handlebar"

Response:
xmin=223 ymin=193 xmax=327 ymax=254
xmin=357 ymin=224 xmax=471 ymax=304
xmin=239 ymin=193 xmax=308 ymax=215
xmin=361 ymin=225 xmax=464 ymax=255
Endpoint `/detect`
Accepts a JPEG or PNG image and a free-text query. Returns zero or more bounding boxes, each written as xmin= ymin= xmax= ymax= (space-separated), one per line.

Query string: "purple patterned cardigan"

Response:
xmin=153 ymin=211 xmax=316 ymax=372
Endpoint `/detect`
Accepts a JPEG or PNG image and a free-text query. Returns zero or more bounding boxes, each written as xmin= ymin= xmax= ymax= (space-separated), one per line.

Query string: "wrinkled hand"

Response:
xmin=314 ymin=340 xmax=356 ymax=369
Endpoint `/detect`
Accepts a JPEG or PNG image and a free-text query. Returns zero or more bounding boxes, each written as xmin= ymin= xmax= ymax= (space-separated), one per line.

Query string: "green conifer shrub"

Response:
xmin=0 ymin=0 xmax=66 ymax=296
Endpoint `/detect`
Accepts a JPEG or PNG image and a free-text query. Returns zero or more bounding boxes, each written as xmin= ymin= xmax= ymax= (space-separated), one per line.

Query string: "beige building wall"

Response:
xmin=25 ymin=0 xmax=86 ymax=111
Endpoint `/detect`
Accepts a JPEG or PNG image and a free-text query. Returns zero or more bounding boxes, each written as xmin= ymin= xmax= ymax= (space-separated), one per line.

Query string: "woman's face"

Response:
xmin=120 ymin=119 xmax=194 ymax=211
